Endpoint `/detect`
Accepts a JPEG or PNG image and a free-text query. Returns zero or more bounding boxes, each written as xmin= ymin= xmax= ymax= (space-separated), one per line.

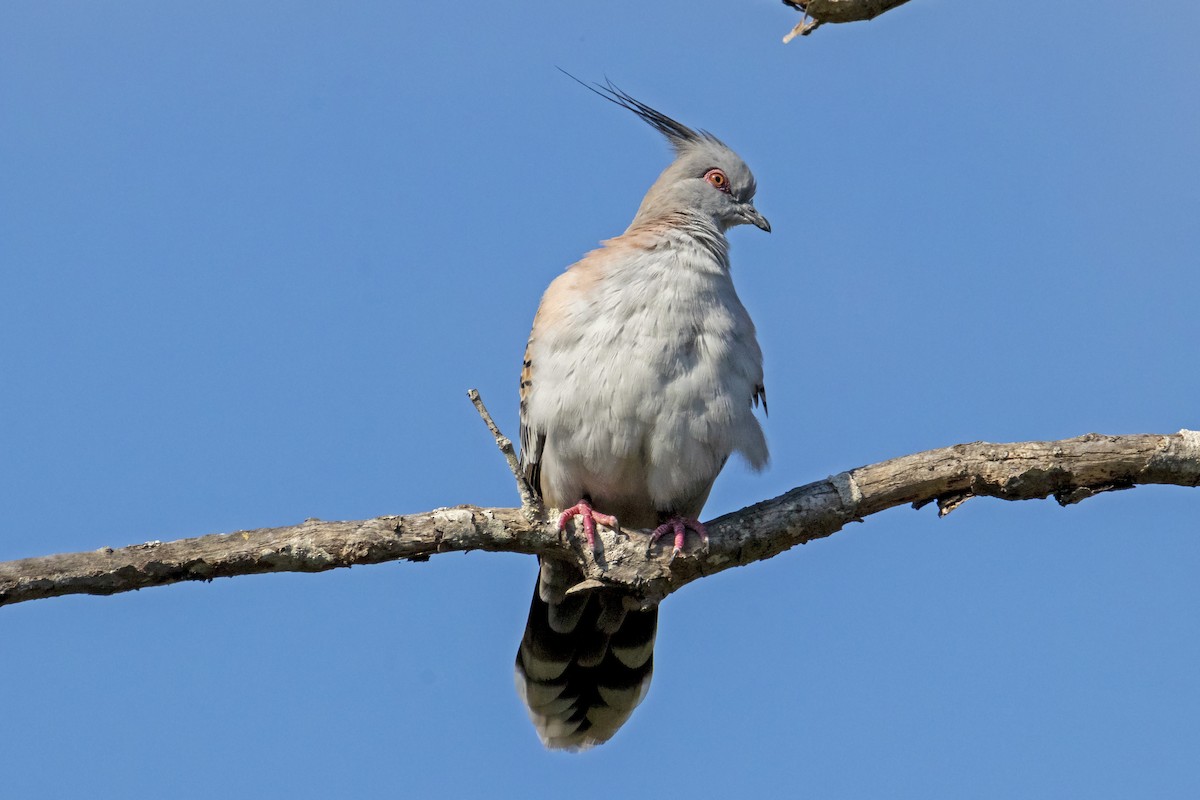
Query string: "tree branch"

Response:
xmin=781 ymin=0 xmax=915 ymax=42
xmin=2 ymin=430 xmax=1198 ymax=609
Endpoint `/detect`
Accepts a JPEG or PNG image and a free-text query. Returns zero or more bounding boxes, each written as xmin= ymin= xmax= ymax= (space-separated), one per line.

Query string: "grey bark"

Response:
xmin=3 ymin=430 xmax=1197 ymax=609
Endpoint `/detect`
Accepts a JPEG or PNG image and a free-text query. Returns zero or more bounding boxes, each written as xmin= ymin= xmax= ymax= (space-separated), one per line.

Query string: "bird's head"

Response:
xmin=568 ymin=75 xmax=770 ymax=235
xmin=648 ymin=139 xmax=770 ymax=234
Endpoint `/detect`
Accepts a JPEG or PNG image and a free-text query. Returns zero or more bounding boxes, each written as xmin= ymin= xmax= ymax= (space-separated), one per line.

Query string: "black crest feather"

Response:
xmin=558 ymin=69 xmax=720 ymax=154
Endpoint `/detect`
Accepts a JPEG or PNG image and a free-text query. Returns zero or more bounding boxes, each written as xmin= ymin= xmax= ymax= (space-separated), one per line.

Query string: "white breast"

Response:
xmin=527 ymin=232 xmax=767 ymax=519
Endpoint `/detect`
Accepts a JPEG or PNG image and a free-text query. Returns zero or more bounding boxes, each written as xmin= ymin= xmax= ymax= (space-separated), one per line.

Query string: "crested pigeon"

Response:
xmin=514 ymin=79 xmax=770 ymax=750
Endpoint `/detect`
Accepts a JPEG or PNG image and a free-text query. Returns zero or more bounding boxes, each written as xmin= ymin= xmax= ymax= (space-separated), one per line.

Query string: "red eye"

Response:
xmin=705 ymin=168 xmax=730 ymax=193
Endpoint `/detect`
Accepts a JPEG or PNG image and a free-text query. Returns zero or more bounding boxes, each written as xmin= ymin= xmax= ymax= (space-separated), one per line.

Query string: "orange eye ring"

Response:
xmin=704 ymin=168 xmax=731 ymax=193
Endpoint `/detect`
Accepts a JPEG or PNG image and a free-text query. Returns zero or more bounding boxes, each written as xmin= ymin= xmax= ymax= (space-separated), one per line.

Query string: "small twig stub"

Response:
xmin=467 ymin=388 xmax=541 ymax=518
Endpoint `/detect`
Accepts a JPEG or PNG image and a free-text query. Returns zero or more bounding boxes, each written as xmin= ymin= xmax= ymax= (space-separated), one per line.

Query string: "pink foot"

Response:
xmin=558 ymin=500 xmax=620 ymax=551
xmin=649 ymin=515 xmax=709 ymax=560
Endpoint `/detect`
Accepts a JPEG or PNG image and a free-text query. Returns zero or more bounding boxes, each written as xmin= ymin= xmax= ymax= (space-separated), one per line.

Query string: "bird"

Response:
xmin=514 ymin=78 xmax=770 ymax=751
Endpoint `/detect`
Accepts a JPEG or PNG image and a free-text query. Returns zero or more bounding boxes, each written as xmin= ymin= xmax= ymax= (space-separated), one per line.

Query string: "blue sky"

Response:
xmin=2 ymin=1 xmax=1198 ymax=796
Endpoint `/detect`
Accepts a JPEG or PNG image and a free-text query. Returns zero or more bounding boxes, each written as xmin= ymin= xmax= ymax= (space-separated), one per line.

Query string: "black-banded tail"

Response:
xmin=514 ymin=558 xmax=657 ymax=750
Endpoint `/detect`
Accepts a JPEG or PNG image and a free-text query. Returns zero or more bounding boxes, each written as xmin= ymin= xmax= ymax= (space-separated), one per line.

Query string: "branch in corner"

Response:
xmin=781 ymin=0 xmax=916 ymax=42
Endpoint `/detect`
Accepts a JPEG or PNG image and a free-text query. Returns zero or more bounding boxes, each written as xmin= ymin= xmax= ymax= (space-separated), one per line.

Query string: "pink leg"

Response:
xmin=649 ymin=515 xmax=709 ymax=560
xmin=558 ymin=499 xmax=620 ymax=551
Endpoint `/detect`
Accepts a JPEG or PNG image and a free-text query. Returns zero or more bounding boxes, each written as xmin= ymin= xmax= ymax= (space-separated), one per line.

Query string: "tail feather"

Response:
xmin=514 ymin=559 xmax=657 ymax=750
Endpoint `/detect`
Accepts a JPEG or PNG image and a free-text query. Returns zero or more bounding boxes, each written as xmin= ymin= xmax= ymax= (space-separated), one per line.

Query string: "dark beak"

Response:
xmin=741 ymin=203 xmax=771 ymax=233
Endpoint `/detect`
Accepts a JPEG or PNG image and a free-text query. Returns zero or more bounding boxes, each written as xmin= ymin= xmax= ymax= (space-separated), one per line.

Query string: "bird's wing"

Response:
xmin=518 ymin=324 xmax=545 ymax=500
